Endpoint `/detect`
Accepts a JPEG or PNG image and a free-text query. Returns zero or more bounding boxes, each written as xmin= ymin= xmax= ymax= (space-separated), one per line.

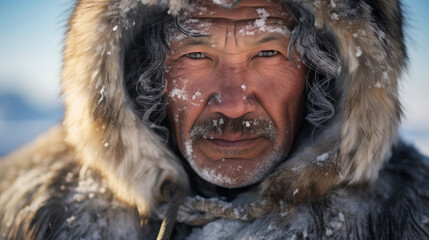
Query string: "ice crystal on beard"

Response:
xmin=185 ymin=140 xmax=193 ymax=158
xmin=201 ymin=168 xmax=235 ymax=185
xmin=243 ymin=121 xmax=251 ymax=127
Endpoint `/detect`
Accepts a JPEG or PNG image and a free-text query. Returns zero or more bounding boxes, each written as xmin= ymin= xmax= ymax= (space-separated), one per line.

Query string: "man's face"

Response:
xmin=164 ymin=0 xmax=306 ymax=188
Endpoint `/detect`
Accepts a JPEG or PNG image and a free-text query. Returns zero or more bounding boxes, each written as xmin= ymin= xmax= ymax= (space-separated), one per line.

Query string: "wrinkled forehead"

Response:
xmin=167 ymin=0 xmax=294 ymax=44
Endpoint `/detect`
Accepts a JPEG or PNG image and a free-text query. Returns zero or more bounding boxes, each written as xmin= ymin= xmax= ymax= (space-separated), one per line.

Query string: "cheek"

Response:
xmin=165 ymin=60 xmax=211 ymax=106
xmin=255 ymin=64 xmax=305 ymax=103
xmin=253 ymin=64 xmax=306 ymax=133
xmin=165 ymin=73 xmax=209 ymax=139
xmin=165 ymin=71 xmax=206 ymax=107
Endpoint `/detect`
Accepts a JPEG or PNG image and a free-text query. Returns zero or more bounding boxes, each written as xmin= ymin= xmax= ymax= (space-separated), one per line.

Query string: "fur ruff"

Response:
xmin=0 ymin=0 xmax=420 ymax=238
xmin=62 ymin=0 xmax=406 ymax=212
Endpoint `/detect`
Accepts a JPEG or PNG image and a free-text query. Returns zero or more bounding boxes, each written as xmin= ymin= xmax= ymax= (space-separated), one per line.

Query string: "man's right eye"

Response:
xmin=185 ymin=52 xmax=206 ymax=59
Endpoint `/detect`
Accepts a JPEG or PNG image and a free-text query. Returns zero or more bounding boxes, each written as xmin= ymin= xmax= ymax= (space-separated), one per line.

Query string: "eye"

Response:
xmin=257 ymin=50 xmax=279 ymax=57
xmin=185 ymin=52 xmax=207 ymax=59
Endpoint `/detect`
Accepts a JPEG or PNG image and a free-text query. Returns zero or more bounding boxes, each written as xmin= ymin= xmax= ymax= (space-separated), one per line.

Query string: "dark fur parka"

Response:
xmin=1 ymin=0 xmax=429 ymax=239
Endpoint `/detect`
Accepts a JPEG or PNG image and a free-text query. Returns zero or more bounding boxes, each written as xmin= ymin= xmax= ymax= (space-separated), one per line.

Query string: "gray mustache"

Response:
xmin=190 ymin=115 xmax=277 ymax=143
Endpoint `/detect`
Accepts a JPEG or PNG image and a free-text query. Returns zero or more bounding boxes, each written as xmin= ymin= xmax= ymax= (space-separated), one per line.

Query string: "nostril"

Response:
xmin=207 ymin=89 xmax=257 ymax=119
xmin=208 ymin=92 xmax=223 ymax=105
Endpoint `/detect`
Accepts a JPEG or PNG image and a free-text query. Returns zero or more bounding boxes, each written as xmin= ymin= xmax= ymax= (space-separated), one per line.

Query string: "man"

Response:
xmin=1 ymin=0 xmax=428 ymax=239
xmin=164 ymin=0 xmax=306 ymax=189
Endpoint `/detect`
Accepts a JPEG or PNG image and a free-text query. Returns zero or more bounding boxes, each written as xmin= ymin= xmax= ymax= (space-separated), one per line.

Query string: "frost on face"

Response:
xmin=241 ymin=84 xmax=246 ymax=91
xmin=185 ymin=139 xmax=194 ymax=160
xmin=169 ymin=80 xmax=189 ymax=101
xmin=191 ymin=90 xmax=202 ymax=100
xmin=200 ymin=168 xmax=236 ymax=186
xmin=255 ymin=8 xmax=270 ymax=32
xmin=190 ymin=90 xmax=204 ymax=107
xmin=238 ymin=8 xmax=291 ymax=37
xmin=169 ymin=88 xmax=188 ymax=100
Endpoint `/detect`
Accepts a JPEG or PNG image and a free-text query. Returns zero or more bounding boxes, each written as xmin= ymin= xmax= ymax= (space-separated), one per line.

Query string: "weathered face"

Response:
xmin=164 ymin=0 xmax=306 ymax=188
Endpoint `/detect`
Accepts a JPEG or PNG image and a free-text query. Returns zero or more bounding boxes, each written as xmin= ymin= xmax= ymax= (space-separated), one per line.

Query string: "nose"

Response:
xmin=207 ymin=66 xmax=257 ymax=119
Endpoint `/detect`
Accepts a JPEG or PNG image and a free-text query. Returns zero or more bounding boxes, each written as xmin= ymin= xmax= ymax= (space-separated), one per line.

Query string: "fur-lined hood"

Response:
xmin=62 ymin=0 xmax=405 ymax=213
xmin=2 ymin=0 xmax=421 ymax=239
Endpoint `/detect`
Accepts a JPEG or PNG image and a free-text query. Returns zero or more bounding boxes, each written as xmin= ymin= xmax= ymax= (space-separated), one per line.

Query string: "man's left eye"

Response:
xmin=185 ymin=52 xmax=206 ymax=59
xmin=257 ymin=50 xmax=279 ymax=57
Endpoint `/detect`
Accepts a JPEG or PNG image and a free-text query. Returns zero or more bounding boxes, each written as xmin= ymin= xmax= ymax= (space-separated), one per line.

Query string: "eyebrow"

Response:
xmin=245 ymin=33 xmax=290 ymax=46
xmin=176 ymin=33 xmax=288 ymax=47
xmin=253 ymin=35 xmax=282 ymax=44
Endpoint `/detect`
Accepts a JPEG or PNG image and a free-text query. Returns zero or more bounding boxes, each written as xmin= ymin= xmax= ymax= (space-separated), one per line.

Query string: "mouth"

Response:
xmin=195 ymin=133 xmax=269 ymax=160
xmin=208 ymin=134 xmax=262 ymax=148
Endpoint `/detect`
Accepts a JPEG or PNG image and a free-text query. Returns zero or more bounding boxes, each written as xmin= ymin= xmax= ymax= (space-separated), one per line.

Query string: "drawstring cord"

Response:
xmin=182 ymin=196 xmax=272 ymax=223
xmin=156 ymin=182 xmax=185 ymax=240
xmin=155 ymin=183 xmax=272 ymax=240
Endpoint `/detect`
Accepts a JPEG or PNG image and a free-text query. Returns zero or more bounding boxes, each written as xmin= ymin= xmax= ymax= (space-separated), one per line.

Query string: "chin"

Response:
xmin=188 ymin=151 xmax=286 ymax=188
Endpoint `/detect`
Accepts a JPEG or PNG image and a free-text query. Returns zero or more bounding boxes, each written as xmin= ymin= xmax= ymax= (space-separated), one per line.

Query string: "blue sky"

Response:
xmin=0 ymin=0 xmax=428 ymax=154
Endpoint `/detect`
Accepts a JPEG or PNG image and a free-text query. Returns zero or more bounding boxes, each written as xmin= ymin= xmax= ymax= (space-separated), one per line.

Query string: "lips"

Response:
xmin=194 ymin=132 xmax=271 ymax=160
xmin=208 ymin=136 xmax=262 ymax=148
